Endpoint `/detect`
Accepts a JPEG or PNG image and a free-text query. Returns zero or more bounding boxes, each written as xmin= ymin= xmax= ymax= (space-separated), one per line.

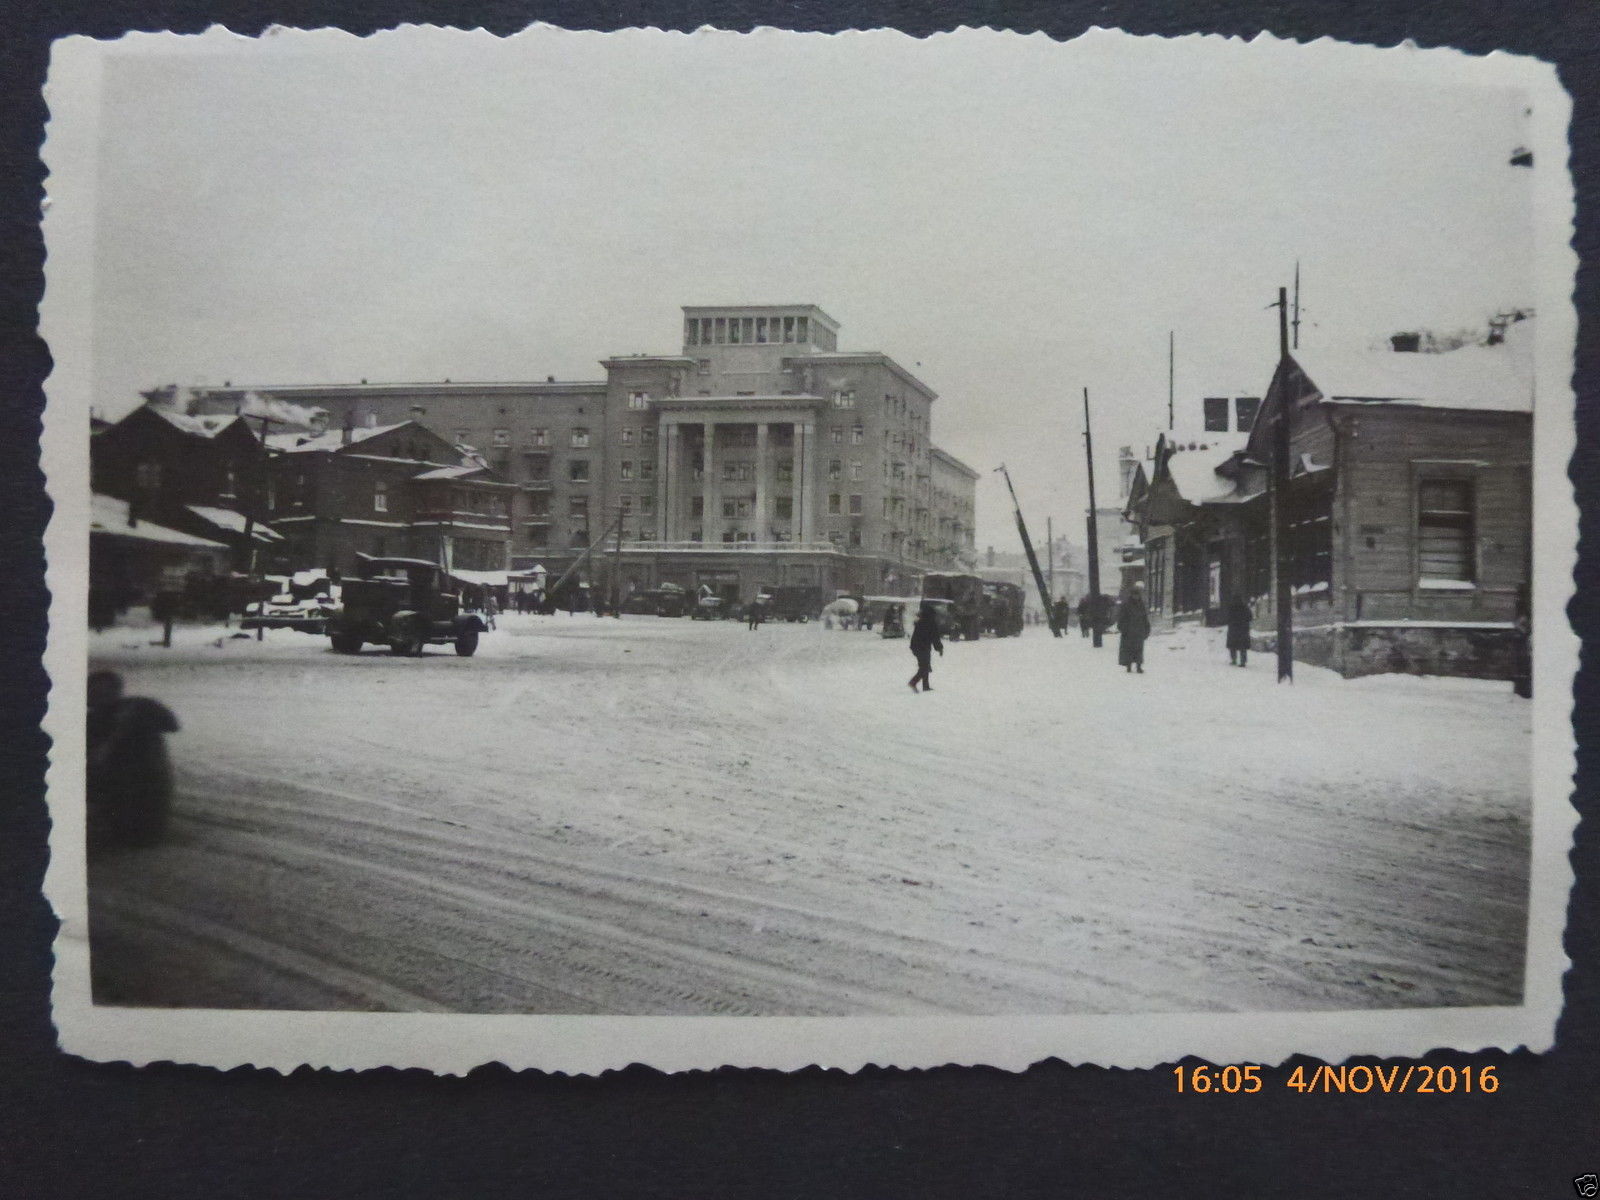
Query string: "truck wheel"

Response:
xmin=454 ymin=628 xmax=479 ymax=657
xmin=330 ymin=631 xmax=363 ymax=654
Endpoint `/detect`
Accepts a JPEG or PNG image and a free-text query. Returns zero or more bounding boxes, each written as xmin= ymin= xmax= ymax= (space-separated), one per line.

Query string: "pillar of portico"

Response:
xmin=657 ymin=421 xmax=675 ymax=541
xmin=794 ymin=418 xmax=815 ymax=543
xmin=701 ymin=421 xmax=719 ymax=543
xmin=754 ymin=422 xmax=770 ymax=542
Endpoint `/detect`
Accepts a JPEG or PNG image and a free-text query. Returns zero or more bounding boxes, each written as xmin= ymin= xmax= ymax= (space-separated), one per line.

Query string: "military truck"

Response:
xmin=326 ymin=556 xmax=487 ymax=656
xmin=920 ymin=572 xmax=985 ymax=640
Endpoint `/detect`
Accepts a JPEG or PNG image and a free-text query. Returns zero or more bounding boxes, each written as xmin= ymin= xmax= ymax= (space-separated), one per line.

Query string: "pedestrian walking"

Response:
xmin=907 ymin=601 xmax=944 ymax=692
xmin=1077 ymin=598 xmax=1092 ymax=638
xmin=87 ymin=669 xmax=179 ymax=851
xmin=1225 ymin=593 xmax=1252 ymax=667
xmin=1116 ymin=583 xmax=1150 ymax=673
xmin=747 ymin=597 xmax=765 ymax=631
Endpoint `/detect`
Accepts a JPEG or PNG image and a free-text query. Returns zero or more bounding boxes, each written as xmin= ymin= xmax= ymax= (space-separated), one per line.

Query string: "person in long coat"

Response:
xmin=907 ymin=602 xmax=944 ymax=692
xmin=1116 ymin=583 xmax=1151 ymax=673
xmin=1225 ymin=593 xmax=1253 ymax=667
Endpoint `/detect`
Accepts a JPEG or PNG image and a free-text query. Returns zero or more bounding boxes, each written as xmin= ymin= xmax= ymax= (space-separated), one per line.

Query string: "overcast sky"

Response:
xmin=83 ymin=27 xmax=1535 ymax=550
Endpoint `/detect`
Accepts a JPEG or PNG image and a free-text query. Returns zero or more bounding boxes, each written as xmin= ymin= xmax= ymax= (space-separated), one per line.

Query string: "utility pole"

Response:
xmin=1271 ymin=286 xmax=1294 ymax=682
xmin=1292 ymin=261 xmax=1302 ymax=350
xmin=239 ymin=407 xmax=290 ymax=641
xmin=1083 ymin=386 xmax=1103 ymax=649
xmin=995 ymin=465 xmax=1060 ymax=637
xmin=1046 ymin=516 xmax=1055 ymax=603
xmin=1167 ymin=331 xmax=1175 ymax=431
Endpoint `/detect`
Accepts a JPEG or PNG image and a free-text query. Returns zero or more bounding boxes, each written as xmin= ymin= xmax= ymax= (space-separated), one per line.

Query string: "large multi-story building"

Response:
xmin=187 ymin=304 xmax=978 ymax=603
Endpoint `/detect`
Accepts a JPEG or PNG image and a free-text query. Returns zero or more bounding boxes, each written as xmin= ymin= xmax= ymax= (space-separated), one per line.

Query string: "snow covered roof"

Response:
xmin=92 ymin=494 xmax=228 ymax=549
xmin=266 ymin=422 xmax=409 ymax=453
xmin=412 ymin=464 xmax=481 ymax=481
xmin=1291 ymin=342 xmax=1533 ymax=413
xmin=185 ymin=504 xmax=284 ymax=542
xmin=151 ymin=408 xmax=241 ymax=438
xmin=449 ymin=568 xmax=508 ymax=587
xmin=1163 ymin=441 xmax=1242 ymax=504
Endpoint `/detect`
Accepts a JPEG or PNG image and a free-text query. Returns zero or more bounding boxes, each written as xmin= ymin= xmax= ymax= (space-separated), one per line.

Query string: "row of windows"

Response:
xmin=685 ymin=315 xmax=812 ymax=346
xmin=1201 ymin=396 xmax=1263 ymax=433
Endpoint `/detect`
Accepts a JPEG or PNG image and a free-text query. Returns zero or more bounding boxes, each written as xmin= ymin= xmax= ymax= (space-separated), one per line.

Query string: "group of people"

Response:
xmin=905 ymin=584 xmax=1258 ymax=690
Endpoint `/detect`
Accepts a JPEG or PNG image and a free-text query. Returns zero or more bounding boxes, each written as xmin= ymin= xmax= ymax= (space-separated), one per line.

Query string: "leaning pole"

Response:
xmin=995 ymin=464 xmax=1061 ymax=637
xmin=1083 ymin=387 xmax=1104 ymax=649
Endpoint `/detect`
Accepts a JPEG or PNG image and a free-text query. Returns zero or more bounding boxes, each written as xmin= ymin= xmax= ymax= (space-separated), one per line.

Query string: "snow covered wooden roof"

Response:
xmin=1290 ymin=342 xmax=1533 ymax=413
xmin=92 ymin=494 xmax=228 ymax=548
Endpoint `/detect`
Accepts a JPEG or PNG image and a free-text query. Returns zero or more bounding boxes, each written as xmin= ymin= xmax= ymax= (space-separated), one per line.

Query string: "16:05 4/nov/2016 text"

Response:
xmin=1173 ymin=1064 xmax=1500 ymax=1095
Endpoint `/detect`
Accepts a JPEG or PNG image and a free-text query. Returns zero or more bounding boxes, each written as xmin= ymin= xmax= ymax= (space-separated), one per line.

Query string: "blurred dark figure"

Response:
xmin=1052 ymin=597 xmax=1071 ymax=633
xmin=908 ymin=602 xmax=945 ymax=692
xmin=747 ymin=598 xmax=765 ymax=631
xmin=87 ymin=670 xmax=179 ymax=850
xmin=1225 ymin=593 xmax=1253 ymax=667
xmin=1116 ymin=582 xmax=1150 ymax=673
xmin=1077 ymin=598 xmax=1092 ymax=638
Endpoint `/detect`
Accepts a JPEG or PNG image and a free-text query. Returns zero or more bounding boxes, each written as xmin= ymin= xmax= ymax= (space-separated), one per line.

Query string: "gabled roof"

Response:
xmin=267 ymin=422 xmax=412 ymax=454
xmin=185 ymin=504 xmax=283 ymax=542
xmin=1289 ymin=341 xmax=1533 ymax=413
xmin=141 ymin=406 xmax=244 ymax=439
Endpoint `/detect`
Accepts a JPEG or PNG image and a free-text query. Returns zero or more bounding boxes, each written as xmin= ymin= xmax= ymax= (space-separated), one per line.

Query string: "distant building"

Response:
xmin=184 ymin=304 xmax=978 ymax=605
xmin=1126 ymin=330 xmax=1533 ymax=679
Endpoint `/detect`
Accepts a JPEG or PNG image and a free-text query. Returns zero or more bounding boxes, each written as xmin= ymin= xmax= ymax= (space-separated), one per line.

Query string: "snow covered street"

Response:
xmin=86 ymin=614 xmax=1532 ymax=1015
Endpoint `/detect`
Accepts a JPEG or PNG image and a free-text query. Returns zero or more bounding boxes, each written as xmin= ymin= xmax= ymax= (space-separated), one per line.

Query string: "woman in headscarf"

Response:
xmin=1116 ymin=582 xmax=1151 ymax=674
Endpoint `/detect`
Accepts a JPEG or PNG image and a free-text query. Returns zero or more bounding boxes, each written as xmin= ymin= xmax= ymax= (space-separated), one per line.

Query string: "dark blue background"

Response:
xmin=3 ymin=4 xmax=1596 ymax=1196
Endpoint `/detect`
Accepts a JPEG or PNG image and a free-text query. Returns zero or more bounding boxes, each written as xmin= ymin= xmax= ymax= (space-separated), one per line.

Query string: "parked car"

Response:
xmin=241 ymin=592 xmax=337 ymax=633
xmin=691 ymin=595 xmax=725 ymax=621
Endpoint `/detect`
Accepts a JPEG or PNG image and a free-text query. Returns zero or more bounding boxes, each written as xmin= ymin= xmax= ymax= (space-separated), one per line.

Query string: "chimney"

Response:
xmin=341 ymin=411 xmax=354 ymax=446
xmin=986 ymin=545 xmax=995 ymax=567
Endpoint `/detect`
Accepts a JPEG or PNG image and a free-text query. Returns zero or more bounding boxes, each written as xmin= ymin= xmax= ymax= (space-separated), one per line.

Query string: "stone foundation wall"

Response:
xmin=1252 ymin=623 xmax=1521 ymax=680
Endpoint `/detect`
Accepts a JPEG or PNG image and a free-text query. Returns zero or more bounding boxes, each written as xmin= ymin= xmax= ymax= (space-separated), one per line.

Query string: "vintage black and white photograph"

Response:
xmin=41 ymin=26 xmax=1576 ymax=1072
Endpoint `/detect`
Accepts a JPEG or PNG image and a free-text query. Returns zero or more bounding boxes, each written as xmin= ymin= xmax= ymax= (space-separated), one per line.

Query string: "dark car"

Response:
xmin=326 ymin=556 xmax=487 ymax=656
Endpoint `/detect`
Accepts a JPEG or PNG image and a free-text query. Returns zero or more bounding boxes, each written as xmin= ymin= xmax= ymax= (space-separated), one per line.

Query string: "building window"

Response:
xmin=530 ymin=427 xmax=548 ymax=447
xmin=829 ymin=459 xmax=842 ymax=480
xmin=782 ymin=316 xmax=796 ymax=343
xmin=374 ymin=481 xmax=389 ymax=512
xmin=1418 ymin=479 xmax=1475 ymax=583
xmin=775 ymin=496 xmax=793 ymax=520
xmin=620 ymin=495 xmax=633 ymax=515
xmin=831 ymin=425 xmax=844 ymax=445
xmin=640 ymin=496 xmax=655 ymax=515
xmin=621 ymin=428 xmax=634 ymax=444
xmin=527 ymin=492 xmax=551 ymax=517
xmin=849 ymin=528 xmax=862 ymax=548
xmin=639 ymin=461 xmax=655 ymax=481
xmin=851 ymin=461 xmax=863 ymax=481
xmin=1203 ymin=397 xmax=1230 ymax=432
xmin=827 ymin=530 xmax=842 ymax=547
xmin=629 ymin=392 xmax=649 ymax=410
xmin=1235 ymin=397 xmax=1262 ymax=431
xmin=641 ymin=428 xmax=656 ymax=446
xmin=697 ymin=359 xmax=711 ymax=375
xmin=729 ymin=319 xmax=742 ymax=344
xmin=570 ymin=459 xmax=590 ymax=483
xmin=849 ymin=494 xmax=863 ymax=515
xmin=714 ymin=317 xmax=726 ymax=343
xmin=832 ymin=389 xmax=855 ymax=409
xmin=492 ymin=428 xmax=510 ymax=447
xmin=571 ymin=428 xmax=590 ymax=448
xmin=851 ymin=425 xmax=864 ymax=444
xmin=755 ymin=317 xmax=769 ymax=343
xmin=796 ymin=316 xmax=809 ymax=342
xmin=828 ymin=493 xmax=842 ymax=515
xmin=569 ymin=496 xmax=589 ymax=520
xmin=777 ymin=460 xmax=793 ymax=483
xmin=524 ymin=523 xmax=551 ymax=546
xmin=620 ymin=460 xmax=634 ymax=480
xmin=691 ymin=496 xmax=704 ymax=517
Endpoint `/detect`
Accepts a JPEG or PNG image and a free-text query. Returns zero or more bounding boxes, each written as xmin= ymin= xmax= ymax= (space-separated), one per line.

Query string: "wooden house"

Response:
xmin=1128 ymin=328 xmax=1534 ymax=678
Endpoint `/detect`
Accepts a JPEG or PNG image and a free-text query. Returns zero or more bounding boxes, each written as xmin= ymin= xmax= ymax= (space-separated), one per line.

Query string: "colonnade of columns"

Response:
xmin=655 ymin=417 xmax=815 ymax=543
